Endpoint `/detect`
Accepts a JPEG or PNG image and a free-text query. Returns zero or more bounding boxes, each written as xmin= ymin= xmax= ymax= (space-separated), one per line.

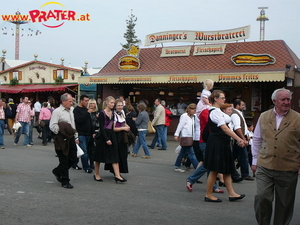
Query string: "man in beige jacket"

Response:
xmin=252 ymin=88 xmax=300 ymax=225
xmin=148 ymin=98 xmax=167 ymax=150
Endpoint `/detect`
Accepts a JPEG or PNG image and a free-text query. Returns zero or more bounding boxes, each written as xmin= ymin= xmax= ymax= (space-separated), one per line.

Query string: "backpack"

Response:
xmin=201 ymin=108 xmax=215 ymax=143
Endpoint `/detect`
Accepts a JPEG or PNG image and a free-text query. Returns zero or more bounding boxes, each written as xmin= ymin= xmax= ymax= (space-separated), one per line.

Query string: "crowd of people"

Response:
xmin=0 ymin=84 xmax=299 ymax=225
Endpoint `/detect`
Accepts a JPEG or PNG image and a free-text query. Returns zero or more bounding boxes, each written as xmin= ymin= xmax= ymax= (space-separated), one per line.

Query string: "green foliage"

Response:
xmin=55 ymin=77 xmax=63 ymax=85
xmin=121 ymin=11 xmax=141 ymax=50
xmin=10 ymin=78 xmax=19 ymax=86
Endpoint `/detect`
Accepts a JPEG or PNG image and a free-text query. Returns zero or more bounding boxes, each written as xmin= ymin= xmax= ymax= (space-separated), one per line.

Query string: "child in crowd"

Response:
xmin=196 ymin=79 xmax=214 ymax=116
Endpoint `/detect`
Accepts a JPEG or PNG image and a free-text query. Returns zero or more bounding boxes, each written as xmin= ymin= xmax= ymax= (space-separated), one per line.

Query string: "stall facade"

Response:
xmin=0 ymin=60 xmax=81 ymax=103
xmin=79 ymin=40 xmax=300 ymax=112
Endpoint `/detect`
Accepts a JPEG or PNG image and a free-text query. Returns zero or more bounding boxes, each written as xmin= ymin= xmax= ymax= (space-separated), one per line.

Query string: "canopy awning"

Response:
xmin=0 ymin=85 xmax=31 ymax=93
xmin=0 ymin=84 xmax=78 ymax=93
xmin=21 ymin=84 xmax=78 ymax=93
xmin=78 ymin=71 xmax=286 ymax=84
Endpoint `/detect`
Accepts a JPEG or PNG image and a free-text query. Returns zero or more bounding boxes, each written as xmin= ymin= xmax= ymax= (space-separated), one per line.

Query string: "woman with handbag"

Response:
xmin=174 ymin=103 xmax=199 ymax=172
xmin=131 ymin=103 xmax=150 ymax=158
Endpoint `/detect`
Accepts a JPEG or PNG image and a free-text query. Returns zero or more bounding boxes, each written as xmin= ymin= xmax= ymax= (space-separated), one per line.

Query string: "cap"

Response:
xmin=8 ymin=98 xmax=13 ymax=102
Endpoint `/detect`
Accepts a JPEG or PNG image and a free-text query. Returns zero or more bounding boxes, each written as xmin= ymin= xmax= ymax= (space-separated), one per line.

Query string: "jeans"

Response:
xmin=150 ymin=125 xmax=167 ymax=149
xmin=232 ymin=143 xmax=249 ymax=178
xmin=28 ymin=119 xmax=34 ymax=144
xmin=157 ymin=125 xmax=168 ymax=146
xmin=78 ymin=135 xmax=92 ymax=171
xmin=14 ymin=121 xmax=30 ymax=145
xmin=0 ymin=120 xmax=4 ymax=146
xmin=41 ymin=120 xmax=50 ymax=144
xmin=188 ymin=142 xmax=217 ymax=189
xmin=133 ymin=130 xmax=150 ymax=156
xmin=174 ymin=145 xmax=198 ymax=169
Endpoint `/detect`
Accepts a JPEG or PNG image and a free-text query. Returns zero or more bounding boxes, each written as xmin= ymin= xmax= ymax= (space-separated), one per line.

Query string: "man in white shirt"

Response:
xmin=231 ymin=99 xmax=254 ymax=181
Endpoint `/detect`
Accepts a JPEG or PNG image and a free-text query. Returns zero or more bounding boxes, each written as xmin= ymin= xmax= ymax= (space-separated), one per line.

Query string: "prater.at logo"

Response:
xmin=1 ymin=2 xmax=90 ymax=28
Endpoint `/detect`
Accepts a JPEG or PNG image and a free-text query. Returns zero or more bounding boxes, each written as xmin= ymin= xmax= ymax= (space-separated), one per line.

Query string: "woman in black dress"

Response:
xmin=204 ymin=90 xmax=246 ymax=202
xmin=93 ymin=96 xmax=126 ymax=183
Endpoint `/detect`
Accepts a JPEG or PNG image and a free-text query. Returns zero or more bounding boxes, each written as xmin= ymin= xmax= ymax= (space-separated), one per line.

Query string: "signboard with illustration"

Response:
xmin=118 ymin=45 xmax=140 ymax=71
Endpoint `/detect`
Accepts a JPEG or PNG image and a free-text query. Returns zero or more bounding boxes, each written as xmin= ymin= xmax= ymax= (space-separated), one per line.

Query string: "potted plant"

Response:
xmin=55 ymin=77 xmax=63 ymax=85
xmin=10 ymin=78 xmax=19 ymax=86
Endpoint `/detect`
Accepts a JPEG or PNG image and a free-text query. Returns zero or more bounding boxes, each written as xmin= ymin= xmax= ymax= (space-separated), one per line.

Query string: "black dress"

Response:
xmin=93 ymin=111 xmax=119 ymax=163
xmin=204 ymin=111 xmax=235 ymax=174
xmin=104 ymin=112 xmax=129 ymax=173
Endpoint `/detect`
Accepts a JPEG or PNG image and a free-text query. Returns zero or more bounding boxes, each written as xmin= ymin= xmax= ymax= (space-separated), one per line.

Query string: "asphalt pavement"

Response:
xmin=0 ymin=130 xmax=299 ymax=225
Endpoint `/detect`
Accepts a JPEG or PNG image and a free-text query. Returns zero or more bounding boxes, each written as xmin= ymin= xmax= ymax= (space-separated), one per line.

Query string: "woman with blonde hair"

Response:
xmin=93 ymin=96 xmax=126 ymax=183
xmin=174 ymin=103 xmax=199 ymax=172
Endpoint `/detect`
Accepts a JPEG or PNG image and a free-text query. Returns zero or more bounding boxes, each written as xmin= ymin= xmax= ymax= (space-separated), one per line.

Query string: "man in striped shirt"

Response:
xmin=14 ymin=96 xmax=32 ymax=147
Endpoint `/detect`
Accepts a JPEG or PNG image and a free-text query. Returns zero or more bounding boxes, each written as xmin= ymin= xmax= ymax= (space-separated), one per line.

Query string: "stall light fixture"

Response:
xmin=135 ymin=91 xmax=140 ymax=95
xmin=197 ymin=92 xmax=201 ymax=96
xmin=168 ymin=92 xmax=174 ymax=96
xmin=159 ymin=91 xmax=165 ymax=95
xmin=129 ymin=92 xmax=134 ymax=96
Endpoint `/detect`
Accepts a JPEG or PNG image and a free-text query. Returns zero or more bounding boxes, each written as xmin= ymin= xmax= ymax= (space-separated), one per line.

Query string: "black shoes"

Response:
xmin=243 ymin=176 xmax=255 ymax=181
xmin=229 ymin=194 xmax=245 ymax=202
xmin=219 ymin=181 xmax=226 ymax=187
xmin=232 ymin=177 xmax=243 ymax=183
xmin=158 ymin=148 xmax=166 ymax=150
xmin=204 ymin=197 xmax=222 ymax=202
xmin=85 ymin=169 xmax=93 ymax=173
xmin=62 ymin=183 xmax=74 ymax=189
xmin=52 ymin=169 xmax=61 ymax=183
xmin=115 ymin=177 xmax=127 ymax=183
xmin=72 ymin=165 xmax=82 ymax=170
xmin=93 ymin=175 xmax=103 ymax=182
xmin=147 ymin=145 xmax=154 ymax=149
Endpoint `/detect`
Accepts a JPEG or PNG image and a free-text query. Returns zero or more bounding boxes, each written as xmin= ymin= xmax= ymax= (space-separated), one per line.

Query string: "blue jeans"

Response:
xmin=232 ymin=143 xmax=249 ymax=178
xmin=157 ymin=125 xmax=168 ymax=146
xmin=78 ymin=135 xmax=92 ymax=171
xmin=28 ymin=119 xmax=34 ymax=144
xmin=133 ymin=130 xmax=150 ymax=156
xmin=0 ymin=120 xmax=4 ymax=146
xmin=14 ymin=121 xmax=29 ymax=145
xmin=188 ymin=143 xmax=217 ymax=189
xmin=174 ymin=145 xmax=198 ymax=169
xmin=150 ymin=125 xmax=167 ymax=149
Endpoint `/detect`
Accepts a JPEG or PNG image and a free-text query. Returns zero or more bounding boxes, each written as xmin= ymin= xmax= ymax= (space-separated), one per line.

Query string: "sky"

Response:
xmin=1 ymin=0 xmax=299 ymax=70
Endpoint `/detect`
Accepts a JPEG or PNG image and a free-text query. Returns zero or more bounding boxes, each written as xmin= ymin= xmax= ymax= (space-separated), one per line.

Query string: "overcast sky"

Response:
xmin=1 ymin=0 xmax=299 ymax=69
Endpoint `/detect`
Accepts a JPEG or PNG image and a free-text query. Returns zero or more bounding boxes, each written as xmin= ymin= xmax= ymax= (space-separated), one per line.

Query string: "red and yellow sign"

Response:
xmin=231 ymin=53 xmax=276 ymax=66
xmin=118 ymin=45 xmax=140 ymax=71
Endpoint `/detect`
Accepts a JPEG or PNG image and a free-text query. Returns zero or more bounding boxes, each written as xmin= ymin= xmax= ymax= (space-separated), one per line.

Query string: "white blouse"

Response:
xmin=210 ymin=107 xmax=232 ymax=127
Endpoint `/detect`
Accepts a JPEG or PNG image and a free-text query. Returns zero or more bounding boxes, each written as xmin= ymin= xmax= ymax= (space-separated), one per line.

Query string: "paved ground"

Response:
xmin=0 ymin=130 xmax=299 ymax=225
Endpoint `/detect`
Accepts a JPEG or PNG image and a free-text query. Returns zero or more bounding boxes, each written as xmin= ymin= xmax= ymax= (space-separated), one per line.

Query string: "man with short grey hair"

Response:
xmin=50 ymin=93 xmax=78 ymax=189
xmin=252 ymin=88 xmax=300 ymax=225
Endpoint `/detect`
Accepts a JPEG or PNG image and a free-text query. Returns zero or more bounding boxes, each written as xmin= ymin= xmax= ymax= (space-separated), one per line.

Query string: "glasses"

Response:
xmin=218 ymin=97 xmax=226 ymax=100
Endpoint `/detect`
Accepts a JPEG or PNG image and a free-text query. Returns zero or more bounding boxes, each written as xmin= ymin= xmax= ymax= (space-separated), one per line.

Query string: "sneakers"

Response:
xmin=0 ymin=146 xmax=5 ymax=149
xmin=72 ymin=165 xmax=82 ymax=170
xmin=13 ymin=143 xmax=18 ymax=146
xmin=213 ymin=188 xmax=224 ymax=193
xmin=85 ymin=169 xmax=93 ymax=173
xmin=174 ymin=168 xmax=185 ymax=173
xmin=186 ymin=179 xmax=193 ymax=192
xmin=244 ymin=176 xmax=255 ymax=181
xmin=25 ymin=144 xmax=32 ymax=147
xmin=142 ymin=156 xmax=151 ymax=159
xmin=130 ymin=153 xmax=137 ymax=157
